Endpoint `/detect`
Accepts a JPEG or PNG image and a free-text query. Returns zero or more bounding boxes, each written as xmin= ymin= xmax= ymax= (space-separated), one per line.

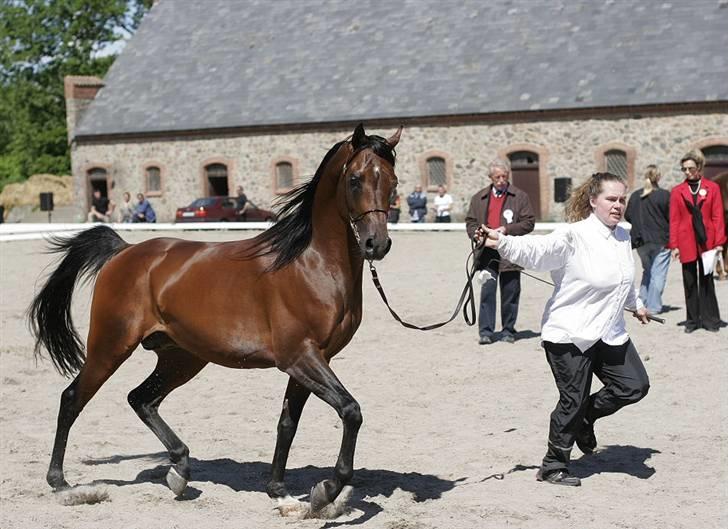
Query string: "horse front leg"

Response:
xmin=286 ymin=353 xmax=362 ymax=517
xmin=266 ymin=377 xmax=311 ymax=499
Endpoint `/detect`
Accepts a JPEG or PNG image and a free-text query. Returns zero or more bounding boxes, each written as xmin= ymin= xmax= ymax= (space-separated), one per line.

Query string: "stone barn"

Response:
xmin=65 ymin=0 xmax=728 ymax=222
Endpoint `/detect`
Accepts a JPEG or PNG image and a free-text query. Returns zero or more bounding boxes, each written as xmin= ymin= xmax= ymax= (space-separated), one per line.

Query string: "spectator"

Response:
xmin=87 ymin=189 xmax=111 ymax=223
xmin=133 ymin=193 xmax=157 ymax=223
xmin=407 ymin=184 xmax=427 ymax=222
xmin=668 ymin=149 xmax=726 ymax=333
xmin=433 ymin=185 xmax=453 ymax=223
xmin=116 ymin=192 xmax=134 ymax=223
xmin=465 ymin=158 xmax=535 ymax=344
xmin=715 ymin=175 xmax=728 ymax=280
xmin=477 ymin=172 xmax=651 ymax=487
xmin=235 ymin=185 xmax=249 ymax=216
xmin=388 ymin=193 xmax=401 ymax=224
xmin=624 ymin=165 xmax=671 ymax=314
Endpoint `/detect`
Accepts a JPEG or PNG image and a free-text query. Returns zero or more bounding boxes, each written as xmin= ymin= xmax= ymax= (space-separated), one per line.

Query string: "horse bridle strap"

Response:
xmin=367 ymin=243 xmax=479 ymax=331
xmin=350 ymin=209 xmax=389 ymax=223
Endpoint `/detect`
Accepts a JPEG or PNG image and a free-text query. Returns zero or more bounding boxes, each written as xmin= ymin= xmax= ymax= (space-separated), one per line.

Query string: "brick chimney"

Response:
xmin=64 ymin=75 xmax=104 ymax=142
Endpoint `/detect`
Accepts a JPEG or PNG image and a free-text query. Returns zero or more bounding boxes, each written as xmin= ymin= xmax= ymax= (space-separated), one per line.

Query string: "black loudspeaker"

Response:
xmin=40 ymin=192 xmax=54 ymax=211
xmin=554 ymin=178 xmax=572 ymax=203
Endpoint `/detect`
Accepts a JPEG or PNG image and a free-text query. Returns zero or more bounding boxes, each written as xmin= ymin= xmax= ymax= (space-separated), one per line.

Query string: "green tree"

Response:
xmin=0 ymin=0 xmax=152 ymax=190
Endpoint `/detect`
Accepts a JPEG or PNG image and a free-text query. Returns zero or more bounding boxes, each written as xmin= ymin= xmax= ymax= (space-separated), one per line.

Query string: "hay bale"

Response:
xmin=0 ymin=174 xmax=74 ymax=210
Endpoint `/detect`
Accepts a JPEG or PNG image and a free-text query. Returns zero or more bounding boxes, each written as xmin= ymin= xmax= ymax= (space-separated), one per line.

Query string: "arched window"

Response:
xmin=275 ymin=161 xmax=294 ymax=190
xmin=205 ymin=163 xmax=229 ymax=196
xmin=702 ymin=145 xmax=728 ymax=180
xmin=145 ymin=166 xmax=161 ymax=194
xmin=508 ymin=151 xmax=541 ymax=219
xmin=426 ymin=156 xmax=447 ymax=188
xmin=604 ymin=149 xmax=628 ymax=179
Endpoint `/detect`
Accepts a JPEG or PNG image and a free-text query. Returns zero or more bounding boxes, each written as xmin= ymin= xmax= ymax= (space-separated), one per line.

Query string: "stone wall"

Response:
xmin=71 ymin=112 xmax=727 ymax=222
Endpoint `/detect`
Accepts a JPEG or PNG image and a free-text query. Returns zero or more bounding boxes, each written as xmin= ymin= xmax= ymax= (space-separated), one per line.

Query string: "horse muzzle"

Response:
xmin=363 ymin=235 xmax=392 ymax=261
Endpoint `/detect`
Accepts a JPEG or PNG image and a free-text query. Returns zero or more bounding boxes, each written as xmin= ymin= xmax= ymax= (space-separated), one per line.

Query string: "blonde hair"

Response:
xmin=680 ymin=149 xmax=705 ymax=171
xmin=641 ymin=165 xmax=661 ymax=197
xmin=564 ymin=172 xmax=627 ymax=223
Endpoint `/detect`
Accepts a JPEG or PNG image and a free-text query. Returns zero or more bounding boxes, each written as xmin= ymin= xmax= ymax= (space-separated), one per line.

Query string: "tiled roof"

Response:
xmin=75 ymin=0 xmax=728 ymax=137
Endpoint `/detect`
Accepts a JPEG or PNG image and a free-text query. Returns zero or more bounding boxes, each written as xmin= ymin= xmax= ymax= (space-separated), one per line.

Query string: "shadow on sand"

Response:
xmin=571 ymin=444 xmax=660 ymax=480
xmin=81 ymin=453 xmax=463 ymax=525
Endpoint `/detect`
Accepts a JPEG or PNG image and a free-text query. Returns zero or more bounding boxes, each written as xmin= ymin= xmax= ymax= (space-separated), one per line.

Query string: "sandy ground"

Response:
xmin=1 ymin=229 xmax=726 ymax=529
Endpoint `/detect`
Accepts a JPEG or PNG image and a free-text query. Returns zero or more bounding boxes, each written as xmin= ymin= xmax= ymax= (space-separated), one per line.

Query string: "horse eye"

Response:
xmin=349 ymin=174 xmax=362 ymax=189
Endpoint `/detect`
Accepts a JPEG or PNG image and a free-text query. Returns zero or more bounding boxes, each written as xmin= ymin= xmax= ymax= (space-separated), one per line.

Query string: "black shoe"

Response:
xmin=684 ymin=326 xmax=698 ymax=334
xmin=536 ymin=468 xmax=581 ymax=487
xmin=500 ymin=334 xmax=515 ymax=343
xmin=479 ymin=335 xmax=493 ymax=345
xmin=575 ymin=420 xmax=597 ymax=454
xmin=704 ymin=326 xmax=719 ymax=333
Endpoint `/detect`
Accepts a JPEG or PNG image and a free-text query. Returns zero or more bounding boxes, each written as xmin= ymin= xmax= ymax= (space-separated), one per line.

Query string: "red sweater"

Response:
xmin=669 ymin=177 xmax=727 ymax=263
xmin=487 ymin=192 xmax=506 ymax=229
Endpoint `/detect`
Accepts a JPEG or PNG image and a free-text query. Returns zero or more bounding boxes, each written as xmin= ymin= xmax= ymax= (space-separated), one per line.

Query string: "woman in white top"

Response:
xmin=433 ymin=185 xmax=453 ymax=223
xmin=476 ymin=172 xmax=651 ymax=487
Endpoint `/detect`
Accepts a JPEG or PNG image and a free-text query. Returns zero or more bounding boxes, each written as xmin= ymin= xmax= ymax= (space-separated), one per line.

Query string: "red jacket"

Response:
xmin=669 ymin=177 xmax=727 ymax=263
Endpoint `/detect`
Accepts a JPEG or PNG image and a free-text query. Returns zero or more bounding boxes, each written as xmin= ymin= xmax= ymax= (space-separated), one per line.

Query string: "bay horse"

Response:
xmin=29 ymin=124 xmax=401 ymax=515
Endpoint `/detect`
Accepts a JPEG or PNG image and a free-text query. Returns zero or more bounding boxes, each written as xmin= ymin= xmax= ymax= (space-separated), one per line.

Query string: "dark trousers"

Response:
xmin=541 ymin=339 xmax=650 ymax=473
xmin=435 ymin=216 xmax=451 ymax=223
xmin=478 ymin=268 xmax=521 ymax=338
xmin=682 ymin=259 xmax=721 ymax=330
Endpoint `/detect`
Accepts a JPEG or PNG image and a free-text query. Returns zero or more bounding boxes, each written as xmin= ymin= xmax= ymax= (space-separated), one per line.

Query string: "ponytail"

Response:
xmin=641 ymin=165 xmax=661 ymax=197
xmin=564 ymin=172 xmax=627 ymax=223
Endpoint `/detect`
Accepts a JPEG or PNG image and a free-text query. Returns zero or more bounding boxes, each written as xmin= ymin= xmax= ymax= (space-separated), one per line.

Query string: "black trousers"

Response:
xmin=478 ymin=267 xmax=521 ymax=338
xmin=681 ymin=259 xmax=721 ymax=330
xmin=541 ymin=339 xmax=650 ymax=473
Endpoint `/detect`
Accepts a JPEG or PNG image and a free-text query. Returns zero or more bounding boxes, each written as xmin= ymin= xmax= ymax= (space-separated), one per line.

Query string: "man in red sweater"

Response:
xmin=465 ymin=158 xmax=536 ymax=344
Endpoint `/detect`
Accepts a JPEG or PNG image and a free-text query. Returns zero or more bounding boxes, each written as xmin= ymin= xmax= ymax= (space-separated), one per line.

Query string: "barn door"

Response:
xmin=508 ymin=151 xmax=541 ymax=220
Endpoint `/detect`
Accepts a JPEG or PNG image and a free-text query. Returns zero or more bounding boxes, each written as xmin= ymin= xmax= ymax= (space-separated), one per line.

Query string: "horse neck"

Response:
xmin=309 ymin=144 xmax=363 ymax=280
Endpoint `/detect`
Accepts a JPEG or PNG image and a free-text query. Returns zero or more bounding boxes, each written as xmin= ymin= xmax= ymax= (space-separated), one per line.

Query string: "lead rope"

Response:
xmin=367 ymin=241 xmax=664 ymax=330
xmin=366 ymin=241 xmax=479 ymax=331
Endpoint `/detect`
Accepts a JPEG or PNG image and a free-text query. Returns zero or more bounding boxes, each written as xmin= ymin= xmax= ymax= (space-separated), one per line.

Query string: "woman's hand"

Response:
xmin=633 ymin=307 xmax=650 ymax=325
xmin=671 ymin=248 xmax=680 ymax=261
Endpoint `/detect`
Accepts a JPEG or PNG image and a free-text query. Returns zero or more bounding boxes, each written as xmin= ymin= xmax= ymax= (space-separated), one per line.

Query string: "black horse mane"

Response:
xmin=243 ymin=134 xmax=396 ymax=271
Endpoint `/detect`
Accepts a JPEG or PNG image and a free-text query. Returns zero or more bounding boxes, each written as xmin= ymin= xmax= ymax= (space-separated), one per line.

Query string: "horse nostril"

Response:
xmin=365 ymin=238 xmax=375 ymax=250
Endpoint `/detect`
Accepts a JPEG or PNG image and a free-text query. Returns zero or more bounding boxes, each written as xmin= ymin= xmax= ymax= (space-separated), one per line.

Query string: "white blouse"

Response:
xmin=496 ymin=213 xmax=643 ymax=352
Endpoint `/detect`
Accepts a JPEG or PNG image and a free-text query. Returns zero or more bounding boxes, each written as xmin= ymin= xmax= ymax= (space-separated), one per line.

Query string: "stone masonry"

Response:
xmin=71 ymin=112 xmax=727 ymax=223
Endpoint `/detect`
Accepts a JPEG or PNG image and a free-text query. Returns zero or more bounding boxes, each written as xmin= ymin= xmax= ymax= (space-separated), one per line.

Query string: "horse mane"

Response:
xmin=243 ymin=134 xmax=396 ymax=271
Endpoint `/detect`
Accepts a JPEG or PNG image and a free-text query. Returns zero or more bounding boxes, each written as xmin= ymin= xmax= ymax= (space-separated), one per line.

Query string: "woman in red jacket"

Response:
xmin=669 ymin=149 xmax=726 ymax=333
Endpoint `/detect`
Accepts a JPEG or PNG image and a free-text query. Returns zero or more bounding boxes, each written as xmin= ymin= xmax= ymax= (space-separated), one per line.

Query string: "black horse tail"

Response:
xmin=28 ymin=225 xmax=129 ymax=378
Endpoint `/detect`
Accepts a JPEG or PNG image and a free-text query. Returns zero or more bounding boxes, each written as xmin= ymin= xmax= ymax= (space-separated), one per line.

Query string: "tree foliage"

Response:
xmin=0 ymin=0 xmax=152 ymax=190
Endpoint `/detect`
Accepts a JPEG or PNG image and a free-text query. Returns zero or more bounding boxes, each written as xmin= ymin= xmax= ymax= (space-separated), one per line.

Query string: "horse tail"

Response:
xmin=28 ymin=225 xmax=129 ymax=378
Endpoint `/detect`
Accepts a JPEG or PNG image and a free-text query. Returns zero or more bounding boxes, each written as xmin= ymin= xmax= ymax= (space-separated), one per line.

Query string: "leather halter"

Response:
xmin=341 ymin=142 xmax=391 ymax=245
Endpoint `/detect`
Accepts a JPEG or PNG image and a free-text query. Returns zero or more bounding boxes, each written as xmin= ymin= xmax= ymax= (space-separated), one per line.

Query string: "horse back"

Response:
xmin=89 ymin=236 xmax=362 ymax=370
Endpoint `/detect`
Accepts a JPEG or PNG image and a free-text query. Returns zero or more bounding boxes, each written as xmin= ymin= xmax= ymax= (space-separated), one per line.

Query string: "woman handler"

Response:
xmin=476 ymin=172 xmax=651 ymax=487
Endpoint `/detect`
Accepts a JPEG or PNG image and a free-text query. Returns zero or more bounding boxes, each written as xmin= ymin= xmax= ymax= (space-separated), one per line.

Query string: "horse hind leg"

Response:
xmin=127 ymin=347 xmax=207 ymax=496
xmin=267 ymin=377 xmax=311 ymax=499
xmin=47 ymin=341 xmax=134 ymax=490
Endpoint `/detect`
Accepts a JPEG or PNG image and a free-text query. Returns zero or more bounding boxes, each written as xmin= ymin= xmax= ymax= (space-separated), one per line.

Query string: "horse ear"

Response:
xmin=386 ymin=126 xmax=403 ymax=148
xmin=352 ymin=123 xmax=367 ymax=149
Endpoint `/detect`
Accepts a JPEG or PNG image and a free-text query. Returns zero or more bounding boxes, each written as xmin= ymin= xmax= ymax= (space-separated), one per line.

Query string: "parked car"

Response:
xmin=175 ymin=196 xmax=277 ymax=222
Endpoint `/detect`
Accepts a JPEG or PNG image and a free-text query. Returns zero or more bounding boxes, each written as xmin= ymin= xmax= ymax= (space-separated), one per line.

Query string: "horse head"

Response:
xmin=340 ymin=123 xmax=401 ymax=261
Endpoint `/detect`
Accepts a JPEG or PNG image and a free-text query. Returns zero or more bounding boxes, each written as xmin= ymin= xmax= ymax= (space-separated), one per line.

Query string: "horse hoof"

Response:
xmin=308 ymin=484 xmax=353 ymax=519
xmin=49 ymin=479 xmax=71 ymax=491
xmin=309 ymin=481 xmax=331 ymax=514
xmin=166 ymin=467 xmax=188 ymax=496
xmin=47 ymin=472 xmax=70 ymax=491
